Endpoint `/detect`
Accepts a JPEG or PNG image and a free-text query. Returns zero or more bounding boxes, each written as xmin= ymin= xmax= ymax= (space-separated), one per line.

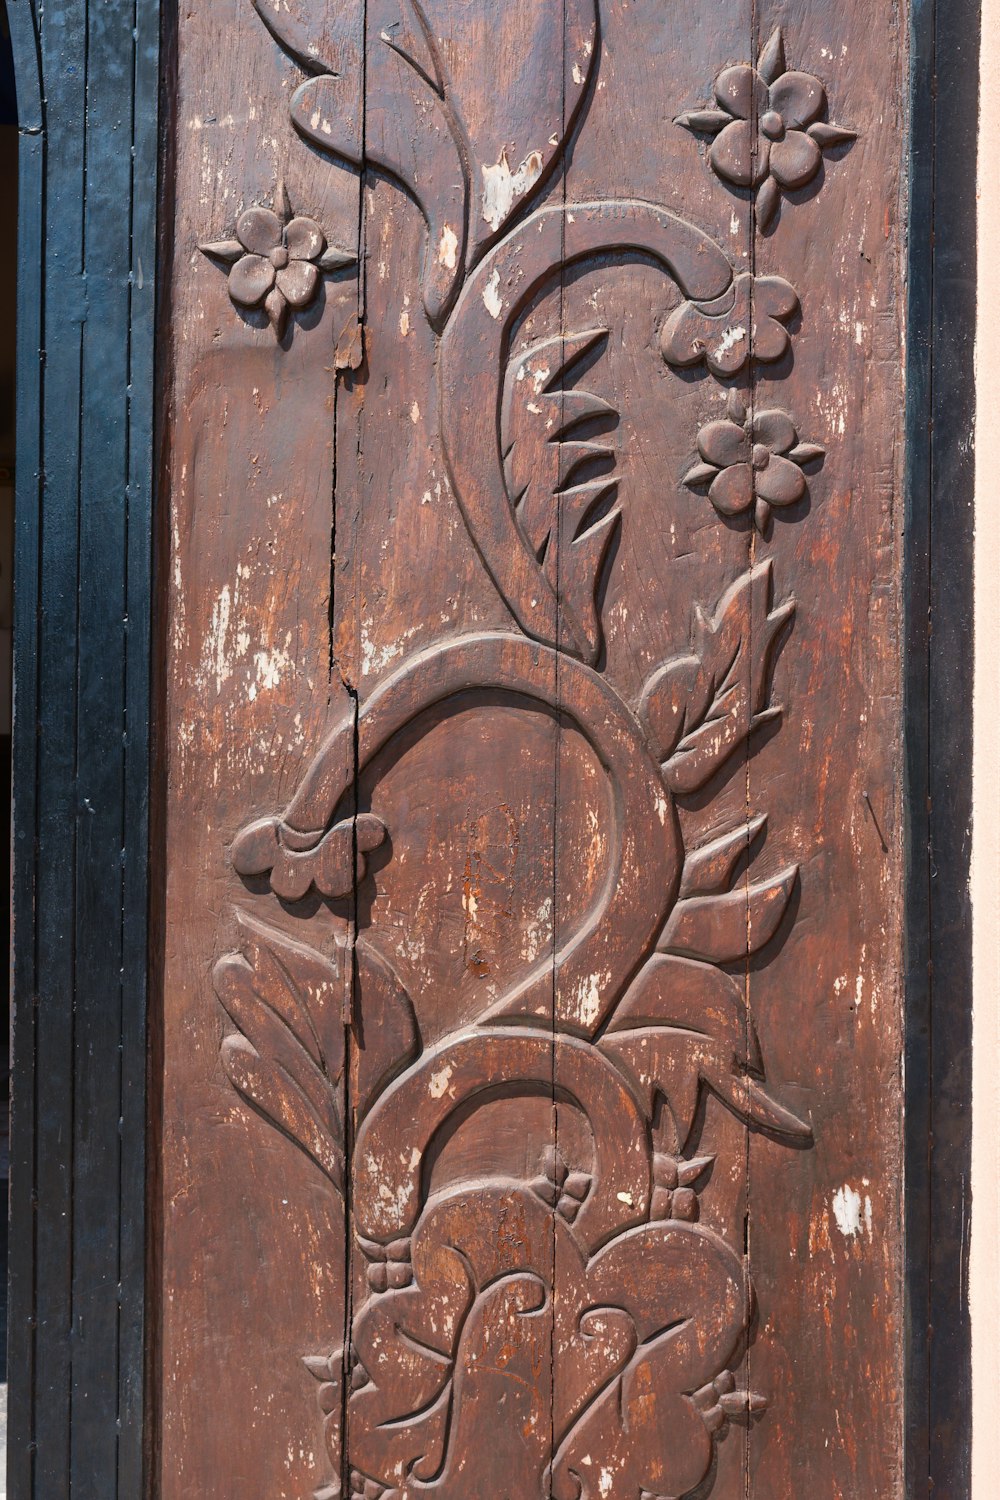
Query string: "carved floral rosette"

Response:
xmin=205 ymin=6 xmax=857 ymax=1499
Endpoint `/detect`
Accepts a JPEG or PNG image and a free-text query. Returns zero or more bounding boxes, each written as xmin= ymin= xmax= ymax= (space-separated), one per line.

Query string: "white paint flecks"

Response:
xmin=429 ymin=1065 xmax=453 ymax=1100
xmin=832 ymin=1183 xmax=873 ymax=1241
xmin=714 ymin=324 xmax=746 ymax=359
xmin=438 ymin=224 xmax=458 ymax=270
xmin=250 ymin=640 xmax=293 ymax=699
xmin=205 ymin=585 xmax=232 ymax=693
xmin=832 ymin=1184 xmax=862 ymax=1237
xmin=483 ymin=268 xmax=503 ymax=320
xmin=574 ymin=972 xmax=604 ymax=1028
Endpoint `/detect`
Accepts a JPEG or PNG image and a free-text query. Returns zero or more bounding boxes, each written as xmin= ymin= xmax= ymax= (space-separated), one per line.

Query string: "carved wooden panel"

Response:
xmin=159 ymin=4 xmax=906 ymax=1497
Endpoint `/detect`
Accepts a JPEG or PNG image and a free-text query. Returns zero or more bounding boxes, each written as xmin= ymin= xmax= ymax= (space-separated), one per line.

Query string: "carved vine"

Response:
xmin=206 ymin=7 xmax=857 ymax=1498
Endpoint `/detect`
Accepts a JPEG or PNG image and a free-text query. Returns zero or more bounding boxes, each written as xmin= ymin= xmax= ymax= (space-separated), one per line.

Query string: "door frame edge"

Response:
xmin=7 ymin=0 xmax=162 ymax=1494
xmin=904 ymin=1 xmax=978 ymax=1496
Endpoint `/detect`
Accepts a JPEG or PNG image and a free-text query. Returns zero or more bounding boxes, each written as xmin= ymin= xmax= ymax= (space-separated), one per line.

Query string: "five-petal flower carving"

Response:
xmin=676 ymin=27 xmax=856 ymax=230
xmin=200 ymin=182 xmax=356 ymax=338
xmin=660 ymin=271 xmax=799 ymax=378
xmin=685 ymin=393 xmax=824 ymax=532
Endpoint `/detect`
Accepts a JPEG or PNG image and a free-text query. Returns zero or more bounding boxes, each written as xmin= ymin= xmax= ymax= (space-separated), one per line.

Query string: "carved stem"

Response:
xmin=275 ymin=631 xmax=682 ymax=1035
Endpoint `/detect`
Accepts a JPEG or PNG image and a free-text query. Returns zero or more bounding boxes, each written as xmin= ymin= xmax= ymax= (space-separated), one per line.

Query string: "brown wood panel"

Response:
xmin=157 ymin=2 xmax=906 ymax=1496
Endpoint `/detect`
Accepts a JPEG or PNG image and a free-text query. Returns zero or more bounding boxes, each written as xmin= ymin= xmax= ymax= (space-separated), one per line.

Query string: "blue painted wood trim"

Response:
xmin=5 ymin=0 xmax=159 ymax=1492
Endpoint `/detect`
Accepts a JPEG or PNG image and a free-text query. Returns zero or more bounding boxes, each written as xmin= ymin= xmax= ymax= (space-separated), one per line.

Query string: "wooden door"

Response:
xmin=158 ymin=3 xmax=905 ymax=1496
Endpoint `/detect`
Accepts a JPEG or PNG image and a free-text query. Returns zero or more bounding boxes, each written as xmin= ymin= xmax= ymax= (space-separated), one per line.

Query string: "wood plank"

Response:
xmin=157 ymin=0 xmax=360 ymax=1490
xmin=118 ymin=0 xmax=161 ymax=1483
xmin=745 ymin=5 xmax=906 ymax=1495
xmin=920 ymin=0 xmax=977 ymax=1490
xmin=8 ymin=24 xmax=43 ymax=1489
xmin=552 ymin=7 xmax=755 ymax=1498
xmin=903 ymin=0 xmax=935 ymax=1486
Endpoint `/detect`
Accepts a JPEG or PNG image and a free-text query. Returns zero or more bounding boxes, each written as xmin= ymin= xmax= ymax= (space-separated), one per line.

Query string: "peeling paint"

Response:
xmin=481 ymin=148 xmax=544 ymax=232
xmin=483 ymin=268 xmax=503 ymax=320
xmin=438 ymin=224 xmax=459 ymax=270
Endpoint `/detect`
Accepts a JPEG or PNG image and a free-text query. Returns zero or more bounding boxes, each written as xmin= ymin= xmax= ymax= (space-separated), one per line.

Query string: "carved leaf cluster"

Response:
xmin=661 ymin=813 xmax=798 ymax=965
xmin=255 ymin=0 xmax=600 ymax=324
xmin=502 ymin=329 xmax=621 ymax=662
xmin=214 ymin=913 xmax=347 ymax=1191
xmin=639 ymin=560 xmax=794 ymax=794
xmin=600 ymin=952 xmax=810 ymax=1151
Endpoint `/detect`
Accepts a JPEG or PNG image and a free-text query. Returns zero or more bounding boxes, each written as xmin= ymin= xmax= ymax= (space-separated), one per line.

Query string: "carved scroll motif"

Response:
xmin=206 ymin=6 xmax=859 ymax=1497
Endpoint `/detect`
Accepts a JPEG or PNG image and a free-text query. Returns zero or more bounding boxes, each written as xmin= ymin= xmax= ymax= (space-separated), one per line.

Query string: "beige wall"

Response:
xmin=973 ymin=2 xmax=999 ymax=1494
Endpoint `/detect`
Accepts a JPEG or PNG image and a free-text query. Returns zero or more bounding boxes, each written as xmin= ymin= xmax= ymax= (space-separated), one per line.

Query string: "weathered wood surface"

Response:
xmin=159 ymin=3 xmax=906 ymax=1496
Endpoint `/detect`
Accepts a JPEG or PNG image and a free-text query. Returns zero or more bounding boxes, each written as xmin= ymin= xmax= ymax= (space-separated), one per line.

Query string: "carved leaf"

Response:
xmin=290 ymin=62 xmax=465 ymax=325
xmin=659 ymin=867 xmax=798 ymax=962
xmin=756 ymin=175 xmax=782 ymax=232
xmin=199 ymin=238 xmax=243 ymax=263
xmin=639 ymin=560 xmax=794 ymax=794
xmin=439 ymin=199 xmax=732 ymax=661
xmin=600 ymin=953 xmax=810 ymax=1146
xmin=265 ymin=0 xmax=601 ymax=324
xmin=502 ymin=329 xmax=621 ymax=662
xmin=678 ymin=814 xmax=768 ymax=899
xmin=664 ymin=812 xmax=797 ymax=962
xmin=214 ymin=912 xmax=347 ymax=1191
xmin=251 ymin=0 xmax=362 ymax=77
xmin=417 ymin=0 xmax=601 ymax=267
xmin=757 ymin=25 xmax=786 ymax=85
xmin=808 ymin=122 xmax=858 ymax=149
xmin=354 ymin=938 xmax=422 ymax=1120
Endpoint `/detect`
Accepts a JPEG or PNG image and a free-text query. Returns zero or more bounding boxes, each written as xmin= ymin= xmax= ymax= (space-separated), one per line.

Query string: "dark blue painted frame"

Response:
xmin=904 ymin=3 xmax=977 ymax=1497
xmin=5 ymin=0 xmax=159 ymax=1492
xmin=0 ymin=0 xmax=976 ymax=1493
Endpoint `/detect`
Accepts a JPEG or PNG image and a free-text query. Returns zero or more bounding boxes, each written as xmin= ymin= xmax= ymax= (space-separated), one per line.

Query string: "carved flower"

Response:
xmin=660 ymin=271 xmax=798 ymax=377
xmin=676 ymin=27 xmax=856 ymax=230
xmin=200 ymin=181 xmax=356 ymax=338
xmin=684 ymin=393 xmax=824 ymax=532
